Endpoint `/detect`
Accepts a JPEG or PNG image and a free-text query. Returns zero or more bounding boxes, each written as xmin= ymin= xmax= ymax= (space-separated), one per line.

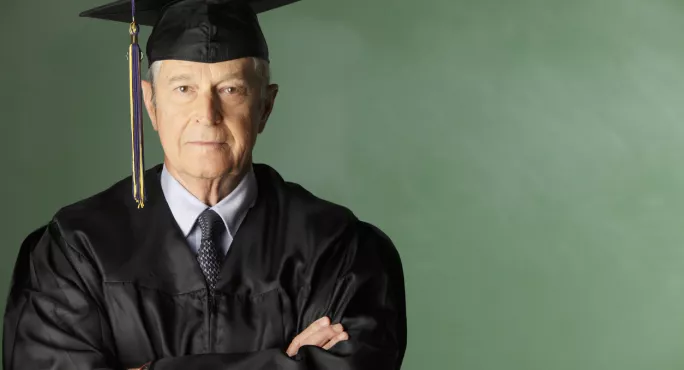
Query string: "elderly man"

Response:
xmin=2 ymin=0 xmax=406 ymax=369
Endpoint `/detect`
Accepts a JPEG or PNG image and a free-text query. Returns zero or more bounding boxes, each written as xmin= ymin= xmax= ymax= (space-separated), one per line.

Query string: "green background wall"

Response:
xmin=3 ymin=0 xmax=684 ymax=368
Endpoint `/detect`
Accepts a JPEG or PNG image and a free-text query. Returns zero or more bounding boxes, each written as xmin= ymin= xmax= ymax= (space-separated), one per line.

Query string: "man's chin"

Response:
xmin=185 ymin=162 xmax=239 ymax=180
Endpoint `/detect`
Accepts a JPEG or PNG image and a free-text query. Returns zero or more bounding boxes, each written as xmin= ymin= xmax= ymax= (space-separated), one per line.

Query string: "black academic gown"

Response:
xmin=2 ymin=163 xmax=406 ymax=370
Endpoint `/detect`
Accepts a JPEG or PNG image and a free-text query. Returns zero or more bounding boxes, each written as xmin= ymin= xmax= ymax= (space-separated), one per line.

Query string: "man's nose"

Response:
xmin=195 ymin=90 xmax=223 ymax=124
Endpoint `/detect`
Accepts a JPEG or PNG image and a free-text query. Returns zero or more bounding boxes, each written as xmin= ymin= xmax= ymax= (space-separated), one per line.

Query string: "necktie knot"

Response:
xmin=198 ymin=208 xmax=224 ymax=242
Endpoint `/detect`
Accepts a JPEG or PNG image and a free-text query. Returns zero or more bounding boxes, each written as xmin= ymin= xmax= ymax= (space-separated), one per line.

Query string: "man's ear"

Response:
xmin=141 ymin=80 xmax=159 ymax=131
xmin=258 ymin=84 xmax=279 ymax=134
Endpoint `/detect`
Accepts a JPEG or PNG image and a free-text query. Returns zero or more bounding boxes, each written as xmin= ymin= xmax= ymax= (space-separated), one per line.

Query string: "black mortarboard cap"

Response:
xmin=80 ymin=0 xmax=300 ymax=66
xmin=78 ymin=0 xmax=298 ymax=208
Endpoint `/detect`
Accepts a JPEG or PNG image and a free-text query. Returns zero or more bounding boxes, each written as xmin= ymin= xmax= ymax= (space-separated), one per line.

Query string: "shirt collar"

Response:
xmin=160 ymin=164 xmax=258 ymax=237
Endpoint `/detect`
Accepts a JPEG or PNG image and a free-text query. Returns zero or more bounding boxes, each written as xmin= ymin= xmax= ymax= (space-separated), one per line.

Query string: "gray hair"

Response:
xmin=147 ymin=57 xmax=271 ymax=105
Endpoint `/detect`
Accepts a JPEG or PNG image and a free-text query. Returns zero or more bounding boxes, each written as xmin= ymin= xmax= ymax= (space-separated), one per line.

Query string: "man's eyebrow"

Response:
xmin=165 ymin=72 xmax=250 ymax=84
xmin=166 ymin=74 xmax=194 ymax=84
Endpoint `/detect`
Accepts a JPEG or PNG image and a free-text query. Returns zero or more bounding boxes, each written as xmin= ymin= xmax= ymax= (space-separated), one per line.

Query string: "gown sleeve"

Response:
xmin=3 ymin=220 xmax=406 ymax=370
xmin=3 ymin=223 xmax=121 ymax=370
xmin=150 ymin=221 xmax=407 ymax=370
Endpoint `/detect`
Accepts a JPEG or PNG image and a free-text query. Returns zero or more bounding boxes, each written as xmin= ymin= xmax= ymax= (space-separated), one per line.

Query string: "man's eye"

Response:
xmin=175 ymin=86 xmax=190 ymax=93
xmin=221 ymin=86 xmax=245 ymax=95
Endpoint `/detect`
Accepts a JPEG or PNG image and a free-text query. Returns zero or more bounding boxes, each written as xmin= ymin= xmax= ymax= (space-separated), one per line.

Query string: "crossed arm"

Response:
xmin=4 ymin=223 xmax=406 ymax=370
xmin=127 ymin=317 xmax=348 ymax=369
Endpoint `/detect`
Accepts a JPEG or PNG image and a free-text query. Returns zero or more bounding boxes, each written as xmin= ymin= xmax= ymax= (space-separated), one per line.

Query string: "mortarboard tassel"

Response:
xmin=128 ymin=0 xmax=146 ymax=208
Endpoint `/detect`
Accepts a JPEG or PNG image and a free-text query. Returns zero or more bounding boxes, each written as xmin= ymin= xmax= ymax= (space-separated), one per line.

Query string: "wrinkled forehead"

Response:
xmin=157 ymin=58 xmax=257 ymax=83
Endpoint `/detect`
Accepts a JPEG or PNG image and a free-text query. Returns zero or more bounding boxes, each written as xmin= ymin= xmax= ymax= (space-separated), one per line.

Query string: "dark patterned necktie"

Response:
xmin=196 ymin=208 xmax=224 ymax=306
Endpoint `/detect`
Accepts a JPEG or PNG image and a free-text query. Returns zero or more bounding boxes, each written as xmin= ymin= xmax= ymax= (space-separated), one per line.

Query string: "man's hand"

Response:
xmin=285 ymin=316 xmax=349 ymax=357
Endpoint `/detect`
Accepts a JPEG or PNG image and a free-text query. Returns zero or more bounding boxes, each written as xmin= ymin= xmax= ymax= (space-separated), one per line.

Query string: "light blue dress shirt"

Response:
xmin=160 ymin=165 xmax=258 ymax=255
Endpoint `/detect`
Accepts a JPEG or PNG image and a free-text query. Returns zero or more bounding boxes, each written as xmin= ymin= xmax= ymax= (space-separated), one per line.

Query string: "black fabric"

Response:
xmin=3 ymin=163 xmax=407 ymax=370
xmin=79 ymin=0 xmax=300 ymax=66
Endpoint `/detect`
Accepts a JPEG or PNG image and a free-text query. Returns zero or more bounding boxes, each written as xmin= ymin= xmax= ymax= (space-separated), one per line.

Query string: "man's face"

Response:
xmin=142 ymin=58 xmax=277 ymax=180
